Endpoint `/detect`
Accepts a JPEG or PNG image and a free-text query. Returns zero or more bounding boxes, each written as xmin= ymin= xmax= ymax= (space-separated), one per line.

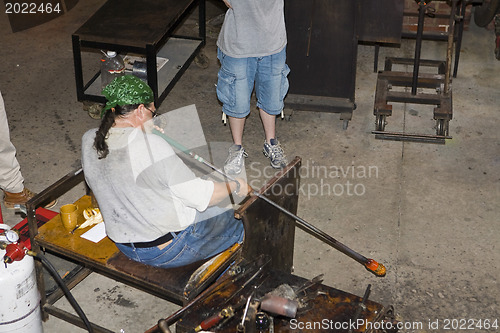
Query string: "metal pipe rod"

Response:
xmin=412 ymin=1 xmax=428 ymax=95
xmin=453 ymin=0 xmax=466 ymax=77
xmin=445 ymin=0 xmax=457 ymax=93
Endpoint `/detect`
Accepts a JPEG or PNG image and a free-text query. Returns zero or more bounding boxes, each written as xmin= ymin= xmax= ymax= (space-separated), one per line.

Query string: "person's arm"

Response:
xmin=223 ymin=0 xmax=232 ymax=9
xmin=209 ymin=178 xmax=251 ymax=205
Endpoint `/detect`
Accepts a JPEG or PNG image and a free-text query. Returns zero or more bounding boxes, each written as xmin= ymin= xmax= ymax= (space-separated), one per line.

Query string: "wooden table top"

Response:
xmin=35 ymin=195 xmax=118 ymax=266
xmin=73 ymin=0 xmax=198 ymax=48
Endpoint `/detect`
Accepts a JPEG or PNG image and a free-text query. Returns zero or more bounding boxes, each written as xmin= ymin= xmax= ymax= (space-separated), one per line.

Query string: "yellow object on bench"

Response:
xmin=36 ymin=195 xmax=117 ymax=265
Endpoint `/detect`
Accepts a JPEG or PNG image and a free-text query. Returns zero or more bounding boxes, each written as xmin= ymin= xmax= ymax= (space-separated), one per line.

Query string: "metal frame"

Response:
xmin=372 ymin=0 xmax=457 ymax=144
xmin=72 ymin=0 xmax=206 ymax=108
xmin=374 ymin=0 xmax=469 ymax=78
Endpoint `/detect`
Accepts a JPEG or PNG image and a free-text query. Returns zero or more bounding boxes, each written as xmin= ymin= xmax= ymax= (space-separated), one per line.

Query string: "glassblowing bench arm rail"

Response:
xmin=26 ymin=168 xmax=84 ymax=239
xmin=25 ymin=168 xmax=86 ymax=323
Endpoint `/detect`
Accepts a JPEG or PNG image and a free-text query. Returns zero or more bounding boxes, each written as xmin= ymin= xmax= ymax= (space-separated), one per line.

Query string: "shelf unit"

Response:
xmin=72 ymin=0 xmax=206 ymax=107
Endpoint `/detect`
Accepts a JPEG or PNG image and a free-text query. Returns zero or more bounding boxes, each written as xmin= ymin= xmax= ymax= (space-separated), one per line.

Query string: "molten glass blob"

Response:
xmin=365 ymin=259 xmax=387 ymax=277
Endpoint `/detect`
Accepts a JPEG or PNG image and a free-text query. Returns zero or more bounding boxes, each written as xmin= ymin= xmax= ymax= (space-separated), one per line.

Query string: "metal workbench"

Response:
xmin=72 ymin=0 xmax=206 ymax=107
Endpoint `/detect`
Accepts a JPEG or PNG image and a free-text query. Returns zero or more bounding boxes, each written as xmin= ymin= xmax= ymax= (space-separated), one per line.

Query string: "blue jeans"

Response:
xmin=115 ymin=206 xmax=244 ymax=269
xmin=216 ymin=47 xmax=290 ymax=118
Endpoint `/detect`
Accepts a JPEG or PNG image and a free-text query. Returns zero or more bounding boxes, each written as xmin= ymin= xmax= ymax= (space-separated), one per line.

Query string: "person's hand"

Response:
xmin=233 ymin=178 xmax=252 ymax=197
xmin=223 ymin=0 xmax=232 ymax=9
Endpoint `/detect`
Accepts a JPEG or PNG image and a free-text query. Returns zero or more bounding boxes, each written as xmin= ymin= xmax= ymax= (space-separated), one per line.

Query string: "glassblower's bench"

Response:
xmin=26 ymin=158 xmax=397 ymax=332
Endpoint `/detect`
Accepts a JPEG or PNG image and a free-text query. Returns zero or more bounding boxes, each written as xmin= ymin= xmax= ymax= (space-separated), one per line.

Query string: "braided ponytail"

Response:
xmin=93 ymin=103 xmax=141 ymax=159
xmin=94 ymin=109 xmax=115 ymax=159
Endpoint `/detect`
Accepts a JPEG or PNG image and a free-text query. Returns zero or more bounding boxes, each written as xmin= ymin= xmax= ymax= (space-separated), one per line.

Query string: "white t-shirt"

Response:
xmin=81 ymin=127 xmax=214 ymax=243
xmin=217 ymin=0 xmax=287 ymax=58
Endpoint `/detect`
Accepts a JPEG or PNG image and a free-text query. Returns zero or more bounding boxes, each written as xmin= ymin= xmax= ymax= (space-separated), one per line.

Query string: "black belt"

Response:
xmin=121 ymin=232 xmax=176 ymax=248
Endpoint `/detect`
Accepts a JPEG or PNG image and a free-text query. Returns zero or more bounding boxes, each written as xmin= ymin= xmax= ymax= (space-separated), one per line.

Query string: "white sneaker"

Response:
xmin=224 ymin=145 xmax=248 ymax=175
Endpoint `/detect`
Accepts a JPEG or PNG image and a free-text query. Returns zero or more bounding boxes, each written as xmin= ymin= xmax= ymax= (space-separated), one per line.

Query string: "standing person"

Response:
xmin=82 ymin=75 xmax=250 ymax=269
xmin=217 ymin=0 xmax=290 ymax=175
xmin=0 ymin=91 xmax=55 ymax=209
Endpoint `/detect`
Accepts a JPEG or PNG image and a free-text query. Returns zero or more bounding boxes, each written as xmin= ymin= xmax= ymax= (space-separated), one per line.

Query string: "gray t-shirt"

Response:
xmin=217 ymin=0 xmax=287 ymax=58
xmin=81 ymin=127 xmax=214 ymax=243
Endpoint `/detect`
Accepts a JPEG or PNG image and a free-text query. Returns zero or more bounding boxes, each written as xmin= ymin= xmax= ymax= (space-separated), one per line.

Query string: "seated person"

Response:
xmin=81 ymin=75 xmax=250 ymax=269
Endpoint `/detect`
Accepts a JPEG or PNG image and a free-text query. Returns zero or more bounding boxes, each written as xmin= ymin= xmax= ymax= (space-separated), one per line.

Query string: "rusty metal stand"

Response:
xmin=373 ymin=0 xmax=458 ymax=144
xmin=373 ymin=0 xmax=468 ymax=78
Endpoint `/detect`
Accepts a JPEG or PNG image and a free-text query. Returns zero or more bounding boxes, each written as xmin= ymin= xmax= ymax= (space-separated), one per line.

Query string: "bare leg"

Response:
xmin=259 ymin=108 xmax=276 ymax=144
xmin=225 ymin=116 xmax=247 ymax=175
xmin=228 ymin=116 xmax=245 ymax=145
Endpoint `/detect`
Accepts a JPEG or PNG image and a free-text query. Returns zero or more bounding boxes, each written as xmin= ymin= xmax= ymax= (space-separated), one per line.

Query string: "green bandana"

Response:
xmin=101 ymin=75 xmax=154 ymax=117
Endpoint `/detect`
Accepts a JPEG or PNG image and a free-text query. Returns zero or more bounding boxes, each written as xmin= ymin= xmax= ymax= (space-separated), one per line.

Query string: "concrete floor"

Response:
xmin=1 ymin=1 xmax=499 ymax=332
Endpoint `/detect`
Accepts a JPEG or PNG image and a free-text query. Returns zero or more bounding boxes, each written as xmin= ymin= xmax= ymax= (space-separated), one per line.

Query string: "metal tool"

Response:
xmin=191 ymin=272 xmax=267 ymax=333
xmin=194 ymin=263 xmax=269 ymax=332
xmin=153 ymin=129 xmax=386 ymax=277
xmin=260 ymin=295 xmax=298 ymax=318
xmin=145 ymin=255 xmax=270 ymax=333
xmin=237 ymin=294 xmax=253 ymax=332
xmin=191 ymin=306 xmax=235 ymax=332
xmin=157 ymin=319 xmax=172 ymax=333
xmin=294 ymin=274 xmax=324 ymax=295
xmin=348 ymin=284 xmax=371 ymax=333
xmin=222 ymin=264 xmax=268 ymax=307
xmin=70 ymin=224 xmax=80 ymax=234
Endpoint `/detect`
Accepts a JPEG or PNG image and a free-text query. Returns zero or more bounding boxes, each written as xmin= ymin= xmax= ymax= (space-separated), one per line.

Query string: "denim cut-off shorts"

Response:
xmin=115 ymin=206 xmax=244 ymax=269
xmin=216 ymin=47 xmax=290 ymax=118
